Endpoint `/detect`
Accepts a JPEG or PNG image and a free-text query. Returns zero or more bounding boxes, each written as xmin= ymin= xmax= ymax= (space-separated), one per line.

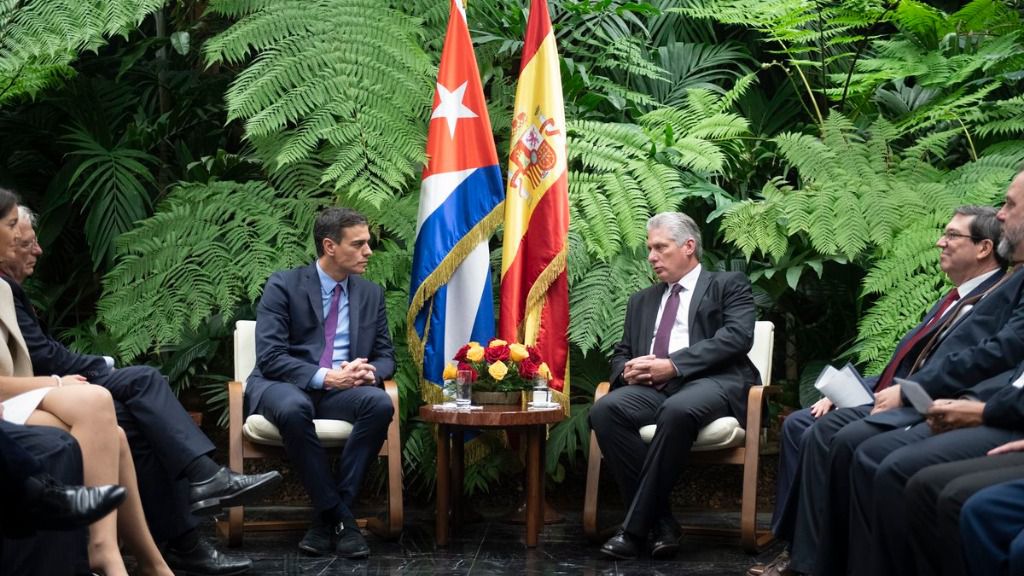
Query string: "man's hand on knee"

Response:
xmin=623 ymin=355 xmax=675 ymax=386
xmin=323 ymin=359 xmax=376 ymax=389
xmin=871 ymin=385 xmax=902 ymax=415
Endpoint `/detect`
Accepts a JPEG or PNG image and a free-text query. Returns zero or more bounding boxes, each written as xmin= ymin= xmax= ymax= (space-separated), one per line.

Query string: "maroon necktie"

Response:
xmin=652 ymin=284 xmax=683 ymax=359
xmin=875 ymin=288 xmax=959 ymax=392
xmin=319 ymin=284 xmax=342 ymax=369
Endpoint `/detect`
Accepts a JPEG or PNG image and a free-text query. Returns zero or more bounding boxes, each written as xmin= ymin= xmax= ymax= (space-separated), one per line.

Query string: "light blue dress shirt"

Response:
xmin=308 ymin=262 xmax=351 ymax=389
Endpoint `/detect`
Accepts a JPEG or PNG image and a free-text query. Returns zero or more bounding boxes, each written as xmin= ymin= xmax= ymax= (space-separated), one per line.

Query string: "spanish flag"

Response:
xmin=499 ymin=0 xmax=569 ymax=405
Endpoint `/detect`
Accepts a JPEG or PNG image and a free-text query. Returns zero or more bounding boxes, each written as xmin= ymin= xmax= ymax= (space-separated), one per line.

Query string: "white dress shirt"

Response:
xmin=649 ymin=264 xmax=702 ymax=356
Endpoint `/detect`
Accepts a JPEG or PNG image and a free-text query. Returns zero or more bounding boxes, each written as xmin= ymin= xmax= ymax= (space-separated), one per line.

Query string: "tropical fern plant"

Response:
xmin=724 ymin=112 xmax=1024 ymax=371
xmin=97 ymin=180 xmax=319 ymax=360
xmin=0 ymin=0 xmax=164 ymax=104
xmin=203 ymin=0 xmax=433 ymax=207
xmin=844 ymin=0 xmax=1024 ymax=146
xmin=567 ymin=88 xmax=751 ymax=356
xmin=679 ymin=0 xmax=889 ymax=123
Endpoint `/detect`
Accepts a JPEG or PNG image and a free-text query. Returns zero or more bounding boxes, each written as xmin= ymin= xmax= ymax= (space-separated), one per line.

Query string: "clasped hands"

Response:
xmin=322 ymin=358 xmax=376 ymax=390
xmin=52 ymin=374 xmax=89 ymax=387
xmin=869 ymin=385 xmax=986 ymax=434
xmin=623 ymin=355 xmax=676 ymax=387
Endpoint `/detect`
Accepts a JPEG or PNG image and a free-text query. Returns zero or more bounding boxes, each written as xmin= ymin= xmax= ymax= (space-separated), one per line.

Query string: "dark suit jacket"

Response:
xmin=858 ymin=269 xmax=1007 ymax=394
xmin=0 ymin=276 xmax=110 ymax=380
xmin=246 ymin=262 xmax=395 ymax=415
xmin=867 ymin=269 xmax=1024 ymax=427
xmin=610 ymin=269 xmax=758 ymax=420
xmin=980 ymin=363 xmax=1024 ymax=430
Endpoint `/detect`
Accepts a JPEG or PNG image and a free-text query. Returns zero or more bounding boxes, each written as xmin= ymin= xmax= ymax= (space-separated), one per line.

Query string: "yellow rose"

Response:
xmin=538 ymin=362 xmax=552 ymax=380
xmin=489 ymin=338 xmax=508 ymax=347
xmin=488 ymin=360 xmax=509 ymax=381
xmin=466 ymin=345 xmax=485 ymax=362
xmin=442 ymin=363 xmax=457 ymax=380
xmin=509 ymin=343 xmax=529 ymax=362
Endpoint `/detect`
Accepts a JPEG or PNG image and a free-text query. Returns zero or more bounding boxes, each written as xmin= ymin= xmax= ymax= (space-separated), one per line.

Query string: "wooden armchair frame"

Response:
xmin=220 ymin=321 xmax=402 ymax=546
xmin=582 ymin=321 xmax=775 ymax=553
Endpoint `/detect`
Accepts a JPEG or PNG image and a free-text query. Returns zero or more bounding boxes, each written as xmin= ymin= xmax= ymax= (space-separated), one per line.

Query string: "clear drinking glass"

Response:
xmin=456 ymin=370 xmax=473 ymax=409
xmin=532 ymin=376 xmax=550 ymax=405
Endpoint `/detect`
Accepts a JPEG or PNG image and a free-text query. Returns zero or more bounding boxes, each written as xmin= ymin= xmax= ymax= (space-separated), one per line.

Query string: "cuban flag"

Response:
xmin=407 ymin=0 xmax=504 ymax=401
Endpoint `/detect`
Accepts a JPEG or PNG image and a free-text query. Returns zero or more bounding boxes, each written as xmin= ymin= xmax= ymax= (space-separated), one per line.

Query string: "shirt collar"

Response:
xmin=669 ymin=263 xmax=702 ymax=294
xmin=315 ymin=261 xmax=349 ymax=296
xmin=957 ymin=268 xmax=999 ymax=299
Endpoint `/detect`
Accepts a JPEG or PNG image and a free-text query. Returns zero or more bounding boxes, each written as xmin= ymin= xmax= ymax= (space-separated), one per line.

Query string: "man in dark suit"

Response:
xmin=959 ymin=467 xmax=1024 ymax=576
xmin=3 ymin=205 xmax=280 ymax=576
xmin=753 ymin=206 xmax=1007 ymax=575
xmin=850 ymin=295 xmax=1024 ymax=576
xmin=904 ymin=383 xmax=1024 ymax=576
xmin=248 ymin=207 xmax=395 ymax=559
xmin=785 ymin=171 xmax=1024 ymax=576
xmin=0 ymin=413 xmax=123 ymax=575
xmin=589 ymin=211 xmax=757 ymax=560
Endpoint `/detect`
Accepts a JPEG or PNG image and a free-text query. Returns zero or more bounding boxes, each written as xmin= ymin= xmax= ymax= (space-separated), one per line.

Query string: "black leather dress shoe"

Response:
xmin=189 ymin=467 xmax=282 ymax=515
xmin=165 ymin=537 xmax=252 ymax=576
xmin=650 ymin=516 xmax=682 ymax=559
xmin=26 ymin=475 xmax=126 ymax=531
xmin=335 ymin=520 xmax=369 ymax=559
xmin=600 ymin=529 xmax=641 ymax=560
xmin=298 ymin=518 xmax=335 ymax=556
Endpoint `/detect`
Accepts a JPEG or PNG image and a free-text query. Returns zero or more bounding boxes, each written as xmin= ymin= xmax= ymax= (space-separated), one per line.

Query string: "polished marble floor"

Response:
xmin=215 ymin=506 xmax=781 ymax=575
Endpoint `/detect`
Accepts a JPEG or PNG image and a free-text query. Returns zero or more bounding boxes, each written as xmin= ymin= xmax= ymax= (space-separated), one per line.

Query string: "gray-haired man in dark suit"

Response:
xmin=590 ymin=211 xmax=758 ymax=560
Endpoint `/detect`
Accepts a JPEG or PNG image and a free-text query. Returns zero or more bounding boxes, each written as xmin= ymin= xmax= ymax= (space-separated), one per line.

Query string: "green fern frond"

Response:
xmin=98 ymin=181 xmax=318 ymax=361
xmin=568 ymin=253 xmax=653 ymax=355
xmin=204 ymin=0 xmax=432 ymax=206
xmin=0 ymin=0 xmax=162 ymax=103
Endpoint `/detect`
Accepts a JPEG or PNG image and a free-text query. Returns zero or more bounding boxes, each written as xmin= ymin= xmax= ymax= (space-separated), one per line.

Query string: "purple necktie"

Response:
xmin=319 ymin=283 xmax=342 ymax=369
xmin=652 ymin=284 xmax=683 ymax=359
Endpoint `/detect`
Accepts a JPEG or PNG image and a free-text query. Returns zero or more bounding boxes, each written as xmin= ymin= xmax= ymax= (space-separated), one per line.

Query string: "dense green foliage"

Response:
xmin=2 ymin=0 xmax=1022 ymax=496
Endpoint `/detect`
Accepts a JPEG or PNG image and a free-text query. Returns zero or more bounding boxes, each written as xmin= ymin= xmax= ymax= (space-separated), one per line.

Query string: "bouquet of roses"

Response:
xmin=443 ymin=338 xmax=552 ymax=392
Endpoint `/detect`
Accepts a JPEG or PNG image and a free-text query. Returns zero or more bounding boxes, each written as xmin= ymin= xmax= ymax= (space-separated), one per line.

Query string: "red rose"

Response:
xmin=454 ymin=344 xmax=470 ymax=362
xmin=484 ymin=343 xmax=510 ymax=363
xmin=456 ymin=362 xmax=478 ymax=381
xmin=518 ymin=357 xmax=539 ymax=379
xmin=527 ymin=345 xmax=542 ymax=363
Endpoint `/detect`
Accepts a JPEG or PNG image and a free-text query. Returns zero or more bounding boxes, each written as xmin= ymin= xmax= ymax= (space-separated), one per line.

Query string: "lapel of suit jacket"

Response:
xmin=0 ymin=282 xmax=31 ymax=376
xmin=638 ymin=285 xmax=663 ymax=352
xmin=687 ymin=270 xmax=711 ymax=332
xmin=305 ymin=263 xmax=324 ymax=324
xmin=908 ymin=271 xmax=1009 ymax=374
xmin=348 ymin=276 xmax=362 ymax=355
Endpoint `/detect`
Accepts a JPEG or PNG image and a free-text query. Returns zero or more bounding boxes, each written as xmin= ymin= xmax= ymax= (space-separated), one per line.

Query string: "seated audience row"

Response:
xmin=748 ymin=170 xmax=1024 ymax=576
xmin=9 ymin=171 xmax=1024 ymax=574
xmin=0 ymin=190 xmax=281 ymax=575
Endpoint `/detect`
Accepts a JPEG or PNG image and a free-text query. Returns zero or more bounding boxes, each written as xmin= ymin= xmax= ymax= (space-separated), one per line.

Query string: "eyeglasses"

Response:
xmin=17 ymin=239 xmax=38 ymax=250
xmin=941 ymin=231 xmax=981 ymax=242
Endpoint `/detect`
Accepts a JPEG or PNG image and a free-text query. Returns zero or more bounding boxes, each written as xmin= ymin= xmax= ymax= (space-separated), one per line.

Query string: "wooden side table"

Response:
xmin=419 ymin=404 xmax=565 ymax=547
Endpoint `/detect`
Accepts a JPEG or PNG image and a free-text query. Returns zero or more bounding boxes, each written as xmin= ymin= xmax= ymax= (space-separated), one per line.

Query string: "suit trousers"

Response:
xmin=847 ymin=421 xmax=932 ymax=576
xmin=0 ymin=422 xmax=90 ymax=576
xmin=961 ymin=477 xmax=1024 ymax=576
xmin=771 ymin=407 xmax=815 ymax=539
xmin=855 ymin=424 xmax=1023 ymax=576
xmin=98 ymin=366 xmax=213 ymax=543
xmin=905 ymin=452 xmax=1024 ymax=576
xmin=588 ymin=380 xmax=731 ymax=538
xmin=256 ymin=383 xmax=393 ymax=519
xmin=788 ymin=404 xmax=873 ymax=575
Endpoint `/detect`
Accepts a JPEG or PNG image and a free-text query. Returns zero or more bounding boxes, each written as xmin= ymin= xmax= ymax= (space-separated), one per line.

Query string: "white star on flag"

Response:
xmin=431 ymin=81 xmax=478 ymax=139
